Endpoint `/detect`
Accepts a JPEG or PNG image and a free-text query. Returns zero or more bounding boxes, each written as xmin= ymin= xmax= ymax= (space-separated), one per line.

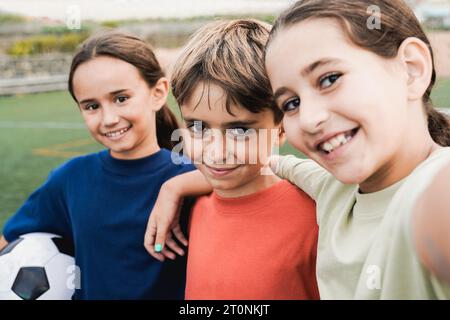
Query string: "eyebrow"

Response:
xmin=301 ymin=58 xmax=342 ymax=77
xmin=273 ymin=87 xmax=290 ymax=103
xmin=273 ymin=58 xmax=343 ymax=102
xmin=183 ymin=117 xmax=259 ymax=127
xmin=79 ymin=89 xmax=130 ymax=105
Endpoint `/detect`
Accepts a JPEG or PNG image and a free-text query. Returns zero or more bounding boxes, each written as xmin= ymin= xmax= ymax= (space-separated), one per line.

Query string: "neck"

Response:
xmin=215 ymin=167 xmax=281 ymax=198
xmin=111 ymin=144 xmax=161 ymax=160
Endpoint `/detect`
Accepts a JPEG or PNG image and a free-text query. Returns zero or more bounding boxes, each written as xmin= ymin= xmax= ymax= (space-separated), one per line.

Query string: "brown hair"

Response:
xmin=266 ymin=0 xmax=450 ymax=146
xmin=68 ymin=31 xmax=179 ymax=150
xmin=171 ymin=19 xmax=283 ymax=124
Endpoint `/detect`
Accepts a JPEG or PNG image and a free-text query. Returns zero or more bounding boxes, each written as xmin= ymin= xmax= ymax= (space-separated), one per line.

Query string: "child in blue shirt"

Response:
xmin=1 ymin=31 xmax=195 ymax=299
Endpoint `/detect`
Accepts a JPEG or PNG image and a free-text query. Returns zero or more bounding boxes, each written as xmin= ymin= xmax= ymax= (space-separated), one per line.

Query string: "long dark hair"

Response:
xmin=68 ymin=31 xmax=179 ymax=150
xmin=267 ymin=0 xmax=450 ymax=146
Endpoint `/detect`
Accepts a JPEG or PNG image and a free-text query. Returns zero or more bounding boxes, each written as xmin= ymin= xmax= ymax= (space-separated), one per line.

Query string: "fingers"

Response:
xmin=144 ymin=219 xmax=187 ymax=261
xmin=165 ymin=233 xmax=185 ymax=256
xmin=144 ymin=219 xmax=165 ymax=262
xmin=268 ymin=154 xmax=280 ymax=173
xmin=172 ymin=224 xmax=188 ymax=247
xmin=154 ymin=219 xmax=170 ymax=254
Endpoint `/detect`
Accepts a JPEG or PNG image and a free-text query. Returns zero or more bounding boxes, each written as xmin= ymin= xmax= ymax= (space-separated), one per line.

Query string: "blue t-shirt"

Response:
xmin=3 ymin=148 xmax=195 ymax=300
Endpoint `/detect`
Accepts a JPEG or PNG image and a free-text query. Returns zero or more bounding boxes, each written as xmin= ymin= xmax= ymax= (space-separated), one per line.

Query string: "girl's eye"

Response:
xmin=282 ymin=97 xmax=300 ymax=113
xmin=319 ymin=73 xmax=342 ymax=89
xmin=115 ymin=96 xmax=129 ymax=104
xmin=84 ymin=103 xmax=99 ymax=111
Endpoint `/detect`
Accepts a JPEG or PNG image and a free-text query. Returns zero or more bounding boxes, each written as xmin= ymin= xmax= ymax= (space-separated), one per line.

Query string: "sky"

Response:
xmin=0 ymin=0 xmax=295 ymax=21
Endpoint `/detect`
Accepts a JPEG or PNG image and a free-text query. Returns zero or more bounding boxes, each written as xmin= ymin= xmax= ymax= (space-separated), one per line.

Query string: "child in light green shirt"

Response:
xmin=274 ymin=149 xmax=450 ymax=299
xmin=264 ymin=0 xmax=450 ymax=299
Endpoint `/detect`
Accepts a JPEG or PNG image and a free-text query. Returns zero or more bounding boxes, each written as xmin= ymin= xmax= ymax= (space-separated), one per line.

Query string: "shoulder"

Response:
xmin=406 ymin=148 xmax=450 ymax=285
xmin=160 ymin=149 xmax=196 ymax=177
xmin=398 ymin=147 xmax=450 ymax=198
xmin=277 ymin=179 xmax=315 ymax=202
xmin=389 ymin=148 xmax=450 ymax=287
xmin=192 ymin=194 xmax=213 ymax=209
xmin=44 ymin=151 xmax=104 ymax=184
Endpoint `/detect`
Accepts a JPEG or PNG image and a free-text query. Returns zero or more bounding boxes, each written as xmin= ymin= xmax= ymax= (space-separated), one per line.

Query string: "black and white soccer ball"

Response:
xmin=0 ymin=232 xmax=75 ymax=300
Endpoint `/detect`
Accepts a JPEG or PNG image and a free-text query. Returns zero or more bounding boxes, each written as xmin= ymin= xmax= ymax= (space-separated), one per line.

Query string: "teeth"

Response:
xmin=322 ymin=142 xmax=334 ymax=152
xmin=337 ymin=135 xmax=347 ymax=144
xmin=105 ymin=127 xmax=129 ymax=137
xmin=319 ymin=131 xmax=354 ymax=153
xmin=329 ymin=137 xmax=340 ymax=148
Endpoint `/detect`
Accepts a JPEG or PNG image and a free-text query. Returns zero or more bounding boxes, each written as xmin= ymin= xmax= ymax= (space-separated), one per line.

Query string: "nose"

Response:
xmin=298 ymin=95 xmax=329 ymax=135
xmin=102 ymin=105 xmax=120 ymax=127
xmin=203 ymin=129 xmax=230 ymax=165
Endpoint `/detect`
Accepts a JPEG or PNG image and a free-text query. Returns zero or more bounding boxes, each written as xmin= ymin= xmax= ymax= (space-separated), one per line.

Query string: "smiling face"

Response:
xmin=72 ymin=55 xmax=166 ymax=160
xmin=181 ymin=82 xmax=283 ymax=198
xmin=265 ymin=18 xmax=423 ymax=190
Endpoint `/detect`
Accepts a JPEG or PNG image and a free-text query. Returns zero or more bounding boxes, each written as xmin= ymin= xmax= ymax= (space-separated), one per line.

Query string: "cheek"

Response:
xmin=82 ymin=114 xmax=100 ymax=133
xmin=283 ymin=117 xmax=307 ymax=152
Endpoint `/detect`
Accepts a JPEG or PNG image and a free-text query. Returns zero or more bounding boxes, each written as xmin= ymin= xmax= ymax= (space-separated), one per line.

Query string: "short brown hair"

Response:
xmin=171 ymin=19 xmax=283 ymax=124
xmin=266 ymin=0 xmax=450 ymax=146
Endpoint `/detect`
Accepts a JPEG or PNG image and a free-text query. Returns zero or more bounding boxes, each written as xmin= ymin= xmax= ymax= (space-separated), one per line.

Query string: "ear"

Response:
xmin=397 ymin=37 xmax=433 ymax=101
xmin=150 ymin=77 xmax=169 ymax=111
xmin=275 ymin=124 xmax=286 ymax=147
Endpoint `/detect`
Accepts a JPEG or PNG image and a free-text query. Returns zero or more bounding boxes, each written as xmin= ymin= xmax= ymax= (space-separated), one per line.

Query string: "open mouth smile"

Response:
xmin=316 ymin=127 xmax=359 ymax=155
xmin=103 ymin=125 xmax=132 ymax=140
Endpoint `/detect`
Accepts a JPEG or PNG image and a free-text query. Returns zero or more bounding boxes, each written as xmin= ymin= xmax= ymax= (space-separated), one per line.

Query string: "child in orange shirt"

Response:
xmin=145 ymin=19 xmax=319 ymax=300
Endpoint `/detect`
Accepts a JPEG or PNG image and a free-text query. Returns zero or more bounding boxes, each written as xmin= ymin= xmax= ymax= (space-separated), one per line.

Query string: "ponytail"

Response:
xmin=156 ymin=104 xmax=180 ymax=150
xmin=426 ymin=105 xmax=450 ymax=147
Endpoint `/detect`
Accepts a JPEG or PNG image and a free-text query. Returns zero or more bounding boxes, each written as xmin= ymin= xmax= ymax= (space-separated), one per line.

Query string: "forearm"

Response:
xmin=0 ymin=235 xmax=8 ymax=251
xmin=413 ymin=162 xmax=450 ymax=284
xmin=163 ymin=169 xmax=212 ymax=197
xmin=270 ymin=154 xmax=326 ymax=201
xmin=271 ymin=154 xmax=308 ymax=184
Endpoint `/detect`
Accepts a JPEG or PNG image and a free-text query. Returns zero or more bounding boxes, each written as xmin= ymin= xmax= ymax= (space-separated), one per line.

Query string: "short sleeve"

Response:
xmin=2 ymin=168 xmax=72 ymax=242
xmin=275 ymin=155 xmax=330 ymax=201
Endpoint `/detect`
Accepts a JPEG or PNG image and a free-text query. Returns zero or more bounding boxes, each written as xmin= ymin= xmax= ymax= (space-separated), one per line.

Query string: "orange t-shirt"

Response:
xmin=185 ymin=180 xmax=319 ymax=300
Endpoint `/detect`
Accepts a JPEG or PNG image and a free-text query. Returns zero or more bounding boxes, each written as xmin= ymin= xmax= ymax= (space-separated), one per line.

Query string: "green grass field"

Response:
xmin=0 ymin=80 xmax=449 ymax=231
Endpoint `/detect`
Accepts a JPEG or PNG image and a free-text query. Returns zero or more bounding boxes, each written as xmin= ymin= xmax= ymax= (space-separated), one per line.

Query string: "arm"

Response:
xmin=144 ymin=170 xmax=212 ymax=262
xmin=270 ymin=154 xmax=329 ymax=201
xmin=0 ymin=236 xmax=7 ymax=251
xmin=2 ymin=167 xmax=72 ymax=246
xmin=413 ymin=162 xmax=450 ymax=284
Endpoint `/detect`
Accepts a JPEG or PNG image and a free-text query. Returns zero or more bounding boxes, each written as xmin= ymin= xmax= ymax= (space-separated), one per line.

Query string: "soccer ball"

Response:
xmin=0 ymin=232 xmax=75 ymax=300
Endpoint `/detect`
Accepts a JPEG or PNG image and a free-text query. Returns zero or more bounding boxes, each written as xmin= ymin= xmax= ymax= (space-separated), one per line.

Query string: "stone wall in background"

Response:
xmin=0 ymin=53 xmax=72 ymax=79
xmin=0 ymin=31 xmax=449 ymax=95
xmin=0 ymin=48 xmax=182 ymax=95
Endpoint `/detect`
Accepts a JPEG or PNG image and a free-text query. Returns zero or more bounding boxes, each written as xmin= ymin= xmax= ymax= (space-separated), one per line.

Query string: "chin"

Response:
xmin=209 ymin=180 xmax=238 ymax=191
xmin=333 ymin=168 xmax=368 ymax=185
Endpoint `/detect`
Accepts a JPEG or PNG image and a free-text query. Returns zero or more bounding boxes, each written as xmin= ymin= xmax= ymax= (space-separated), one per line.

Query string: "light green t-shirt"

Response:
xmin=276 ymin=147 xmax=450 ymax=299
